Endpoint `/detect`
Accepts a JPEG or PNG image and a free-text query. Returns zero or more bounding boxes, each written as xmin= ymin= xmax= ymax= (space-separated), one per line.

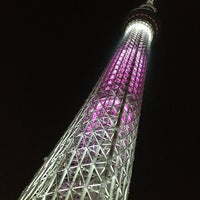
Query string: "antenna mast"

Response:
xmin=147 ymin=0 xmax=154 ymax=5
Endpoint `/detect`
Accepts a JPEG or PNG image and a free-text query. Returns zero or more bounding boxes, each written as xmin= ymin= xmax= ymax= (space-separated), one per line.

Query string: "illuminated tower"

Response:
xmin=19 ymin=0 xmax=159 ymax=199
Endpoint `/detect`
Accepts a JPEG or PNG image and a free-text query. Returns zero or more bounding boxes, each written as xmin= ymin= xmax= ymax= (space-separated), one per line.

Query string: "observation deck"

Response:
xmin=122 ymin=2 xmax=159 ymax=38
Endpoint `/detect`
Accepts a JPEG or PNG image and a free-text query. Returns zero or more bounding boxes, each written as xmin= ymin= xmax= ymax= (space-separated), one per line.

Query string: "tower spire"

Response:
xmin=139 ymin=0 xmax=157 ymax=13
xmin=147 ymin=0 xmax=154 ymax=5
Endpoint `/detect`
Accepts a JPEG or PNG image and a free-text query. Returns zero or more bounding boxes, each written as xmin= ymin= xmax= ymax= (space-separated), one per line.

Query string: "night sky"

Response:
xmin=1 ymin=0 xmax=200 ymax=199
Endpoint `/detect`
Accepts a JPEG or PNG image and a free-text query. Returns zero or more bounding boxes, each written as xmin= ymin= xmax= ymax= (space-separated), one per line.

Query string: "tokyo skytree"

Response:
xmin=19 ymin=0 xmax=159 ymax=199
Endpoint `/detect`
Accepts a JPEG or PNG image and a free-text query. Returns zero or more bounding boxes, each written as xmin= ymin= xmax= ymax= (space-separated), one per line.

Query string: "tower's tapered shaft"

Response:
xmin=19 ymin=1 xmax=158 ymax=200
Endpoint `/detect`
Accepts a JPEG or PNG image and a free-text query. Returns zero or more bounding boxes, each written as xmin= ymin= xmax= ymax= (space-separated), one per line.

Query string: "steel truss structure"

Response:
xmin=19 ymin=1 xmax=158 ymax=200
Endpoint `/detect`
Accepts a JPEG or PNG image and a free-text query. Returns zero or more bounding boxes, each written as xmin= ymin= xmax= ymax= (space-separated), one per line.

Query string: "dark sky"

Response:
xmin=1 ymin=0 xmax=200 ymax=199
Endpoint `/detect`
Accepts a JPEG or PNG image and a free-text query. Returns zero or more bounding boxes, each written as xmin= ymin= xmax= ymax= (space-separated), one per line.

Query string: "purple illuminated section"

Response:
xmin=63 ymin=25 xmax=151 ymax=198
xmin=86 ymin=44 xmax=147 ymax=133
xmin=19 ymin=22 xmax=153 ymax=200
xmin=60 ymin=25 xmax=151 ymax=197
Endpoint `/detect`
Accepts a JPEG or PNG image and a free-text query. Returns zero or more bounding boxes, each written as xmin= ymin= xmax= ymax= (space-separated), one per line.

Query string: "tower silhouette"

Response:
xmin=19 ymin=1 xmax=159 ymax=199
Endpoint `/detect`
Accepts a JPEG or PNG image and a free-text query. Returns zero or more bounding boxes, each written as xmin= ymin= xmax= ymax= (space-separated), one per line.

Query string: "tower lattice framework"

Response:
xmin=19 ymin=1 xmax=159 ymax=200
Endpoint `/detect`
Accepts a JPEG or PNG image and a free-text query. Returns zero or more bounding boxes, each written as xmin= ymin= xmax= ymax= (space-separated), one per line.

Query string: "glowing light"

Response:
xmin=18 ymin=5 xmax=155 ymax=200
xmin=125 ymin=21 xmax=153 ymax=42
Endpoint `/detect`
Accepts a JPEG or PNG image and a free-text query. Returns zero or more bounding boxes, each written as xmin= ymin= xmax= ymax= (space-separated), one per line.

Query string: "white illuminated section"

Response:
xmin=125 ymin=21 xmax=153 ymax=43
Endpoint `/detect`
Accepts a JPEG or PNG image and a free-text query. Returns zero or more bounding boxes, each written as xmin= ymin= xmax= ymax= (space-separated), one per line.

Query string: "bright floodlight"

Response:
xmin=125 ymin=21 xmax=154 ymax=43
